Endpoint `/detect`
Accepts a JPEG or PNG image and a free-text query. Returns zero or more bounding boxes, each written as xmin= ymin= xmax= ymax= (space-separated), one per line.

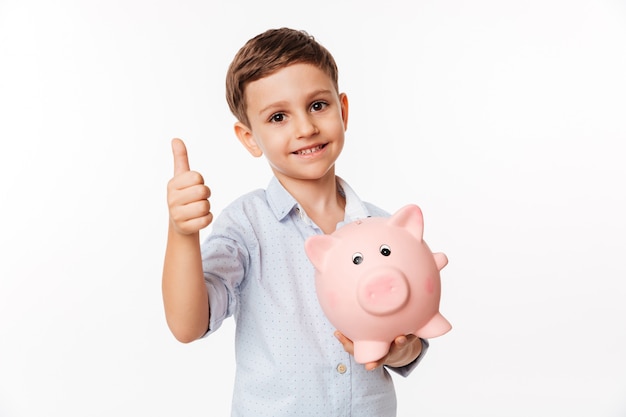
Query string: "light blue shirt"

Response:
xmin=201 ymin=176 xmax=428 ymax=417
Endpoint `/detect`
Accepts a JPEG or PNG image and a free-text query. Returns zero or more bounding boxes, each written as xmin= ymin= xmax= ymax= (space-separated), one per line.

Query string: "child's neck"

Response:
xmin=279 ymin=173 xmax=346 ymax=234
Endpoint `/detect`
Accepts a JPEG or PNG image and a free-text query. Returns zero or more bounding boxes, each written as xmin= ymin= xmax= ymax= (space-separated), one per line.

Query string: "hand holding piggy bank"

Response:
xmin=304 ymin=204 xmax=451 ymax=364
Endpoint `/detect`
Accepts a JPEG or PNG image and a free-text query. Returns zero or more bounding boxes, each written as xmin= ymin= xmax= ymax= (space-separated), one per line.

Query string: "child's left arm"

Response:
xmin=334 ymin=331 xmax=423 ymax=371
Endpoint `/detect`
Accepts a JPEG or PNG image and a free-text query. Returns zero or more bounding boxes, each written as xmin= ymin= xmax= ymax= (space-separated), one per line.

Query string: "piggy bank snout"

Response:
xmin=356 ymin=268 xmax=409 ymax=316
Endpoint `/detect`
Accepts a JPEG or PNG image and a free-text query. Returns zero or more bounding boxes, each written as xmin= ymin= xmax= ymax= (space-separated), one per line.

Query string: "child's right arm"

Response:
xmin=162 ymin=138 xmax=213 ymax=343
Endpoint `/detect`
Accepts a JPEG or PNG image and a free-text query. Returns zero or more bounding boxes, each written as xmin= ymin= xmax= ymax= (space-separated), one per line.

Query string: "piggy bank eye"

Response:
xmin=380 ymin=244 xmax=391 ymax=256
xmin=352 ymin=252 xmax=364 ymax=265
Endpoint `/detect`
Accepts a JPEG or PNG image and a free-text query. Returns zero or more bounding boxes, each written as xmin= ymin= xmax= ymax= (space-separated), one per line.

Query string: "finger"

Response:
xmin=168 ymin=182 xmax=210 ymax=207
xmin=334 ymin=331 xmax=354 ymax=354
xmin=171 ymin=138 xmax=190 ymax=175
xmin=334 ymin=331 xmax=349 ymax=345
xmin=394 ymin=335 xmax=408 ymax=347
xmin=168 ymin=173 xmax=207 ymax=201
xmin=175 ymin=213 xmax=214 ymax=235
xmin=170 ymin=199 xmax=212 ymax=224
xmin=365 ymin=360 xmax=382 ymax=371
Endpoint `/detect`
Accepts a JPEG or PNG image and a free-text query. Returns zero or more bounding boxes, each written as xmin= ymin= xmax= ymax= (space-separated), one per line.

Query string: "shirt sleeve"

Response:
xmin=385 ymin=338 xmax=429 ymax=377
xmin=200 ymin=231 xmax=248 ymax=337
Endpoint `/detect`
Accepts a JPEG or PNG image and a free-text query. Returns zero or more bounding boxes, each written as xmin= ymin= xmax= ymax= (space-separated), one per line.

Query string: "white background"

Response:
xmin=1 ymin=1 xmax=625 ymax=416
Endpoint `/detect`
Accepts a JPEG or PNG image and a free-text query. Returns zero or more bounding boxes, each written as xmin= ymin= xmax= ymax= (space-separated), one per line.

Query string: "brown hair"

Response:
xmin=225 ymin=27 xmax=339 ymax=127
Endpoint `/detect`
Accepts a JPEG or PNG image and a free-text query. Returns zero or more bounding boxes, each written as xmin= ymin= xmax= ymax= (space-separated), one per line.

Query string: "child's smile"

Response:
xmin=293 ymin=143 xmax=328 ymax=156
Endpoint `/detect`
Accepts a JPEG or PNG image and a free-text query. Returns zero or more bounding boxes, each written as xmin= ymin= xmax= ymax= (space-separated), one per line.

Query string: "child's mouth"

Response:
xmin=294 ymin=144 xmax=326 ymax=155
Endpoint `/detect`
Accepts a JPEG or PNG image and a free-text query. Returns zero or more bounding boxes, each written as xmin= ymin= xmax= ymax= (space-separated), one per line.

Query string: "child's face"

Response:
xmin=235 ymin=63 xmax=348 ymax=184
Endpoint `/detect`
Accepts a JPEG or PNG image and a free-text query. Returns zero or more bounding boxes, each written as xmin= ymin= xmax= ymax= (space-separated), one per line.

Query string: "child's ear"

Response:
xmin=234 ymin=122 xmax=263 ymax=157
xmin=339 ymin=93 xmax=349 ymax=131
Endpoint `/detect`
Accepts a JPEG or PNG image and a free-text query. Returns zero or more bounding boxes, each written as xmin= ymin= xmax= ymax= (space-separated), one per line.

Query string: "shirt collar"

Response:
xmin=265 ymin=176 xmax=371 ymax=225
xmin=266 ymin=176 xmax=298 ymax=222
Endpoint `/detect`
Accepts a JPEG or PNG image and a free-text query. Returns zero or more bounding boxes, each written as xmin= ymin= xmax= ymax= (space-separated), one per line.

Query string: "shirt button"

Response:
xmin=336 ymin=363 xmax=347 ymax=374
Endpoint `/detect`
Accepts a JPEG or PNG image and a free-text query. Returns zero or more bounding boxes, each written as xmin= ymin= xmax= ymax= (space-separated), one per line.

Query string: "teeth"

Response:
xmin=297 ymin=145 xmax=323 ymax=155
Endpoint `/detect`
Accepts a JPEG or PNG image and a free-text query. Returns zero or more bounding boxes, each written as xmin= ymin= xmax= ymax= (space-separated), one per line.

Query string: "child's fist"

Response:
xmin=167 ymin=138 xmax=213 ymax=235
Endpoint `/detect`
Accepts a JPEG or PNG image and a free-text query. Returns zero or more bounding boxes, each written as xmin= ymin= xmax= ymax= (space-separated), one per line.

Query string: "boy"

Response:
xmin=162 ymin=27 xmax=428 ymax=416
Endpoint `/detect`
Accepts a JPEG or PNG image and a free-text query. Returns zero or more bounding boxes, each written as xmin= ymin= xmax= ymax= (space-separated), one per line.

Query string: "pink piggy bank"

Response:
xmin=304 ymin=204 xmax=451 ymax=364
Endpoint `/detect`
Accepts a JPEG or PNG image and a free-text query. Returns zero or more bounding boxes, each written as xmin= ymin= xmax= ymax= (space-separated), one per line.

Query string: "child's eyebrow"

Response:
xmin=258 ymin=101 xmax=289 ymax=116
xmin=307 ymin=89 xmax=334 ymax=100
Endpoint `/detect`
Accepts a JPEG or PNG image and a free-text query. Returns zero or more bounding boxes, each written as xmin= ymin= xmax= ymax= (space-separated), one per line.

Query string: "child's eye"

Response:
xmin=310 ymin=101 xmax=328 ymax=112
xmin=269 ymin=113 xmax=285 ymax=123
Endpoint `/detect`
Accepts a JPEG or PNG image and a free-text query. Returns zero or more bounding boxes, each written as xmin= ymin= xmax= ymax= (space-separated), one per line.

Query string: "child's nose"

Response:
xmin=295 ymin=114 xmax=319 ymax=138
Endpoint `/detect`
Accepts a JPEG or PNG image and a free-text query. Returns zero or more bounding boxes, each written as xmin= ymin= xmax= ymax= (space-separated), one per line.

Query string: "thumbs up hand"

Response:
xmin=167 ymin=138 xmax=213 ymax=235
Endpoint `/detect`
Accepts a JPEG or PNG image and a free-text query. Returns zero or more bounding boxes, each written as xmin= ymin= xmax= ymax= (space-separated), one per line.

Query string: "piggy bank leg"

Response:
xmin=415 ymin=313 xmax=452 ymax=339
xmin=353 ymin=340 xmax=391 ymax=364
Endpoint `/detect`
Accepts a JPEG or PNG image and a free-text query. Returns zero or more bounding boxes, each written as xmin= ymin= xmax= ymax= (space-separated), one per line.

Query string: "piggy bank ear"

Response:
xmin=387 ymin=204 xmax=424 ymax=241
xmin=304 ymin=235 xmax=338 ymax=271
xmin=433 ymin=252 xmax=448 ymax=270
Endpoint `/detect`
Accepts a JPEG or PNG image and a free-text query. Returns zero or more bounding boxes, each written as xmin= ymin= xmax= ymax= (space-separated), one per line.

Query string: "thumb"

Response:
xmin=171 ymin=138 xmax=190 ymax=175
